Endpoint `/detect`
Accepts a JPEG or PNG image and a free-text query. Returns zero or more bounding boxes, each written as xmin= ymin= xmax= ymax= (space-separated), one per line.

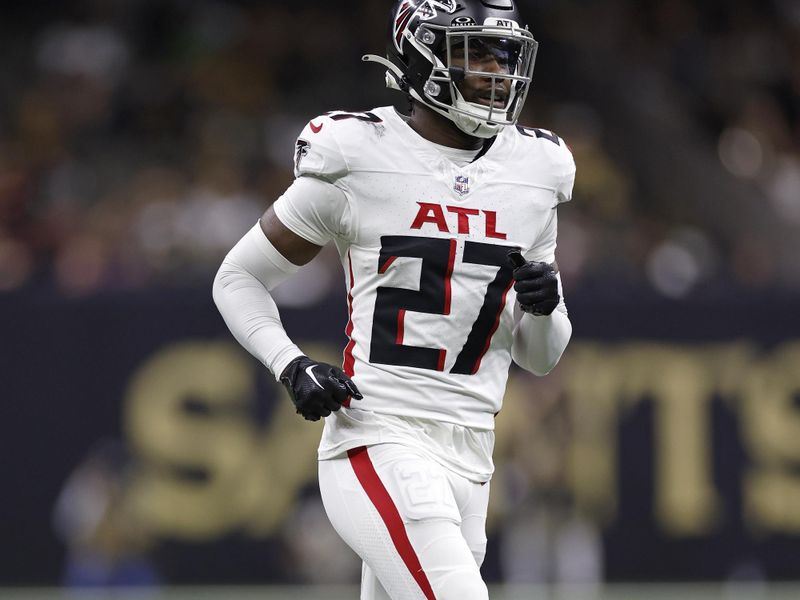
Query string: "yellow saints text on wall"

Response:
xmin=122 ymin=340 xmax=800 ymax=540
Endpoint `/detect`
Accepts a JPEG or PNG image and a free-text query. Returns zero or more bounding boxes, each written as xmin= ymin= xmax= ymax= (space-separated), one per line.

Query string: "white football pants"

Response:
xmin=318 ymin=443 xmax=490 ymax=600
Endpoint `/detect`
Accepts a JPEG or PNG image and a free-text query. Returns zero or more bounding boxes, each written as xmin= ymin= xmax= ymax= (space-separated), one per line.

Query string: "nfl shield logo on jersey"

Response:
xmin=454 ymin=175 xmax=470 ymax=196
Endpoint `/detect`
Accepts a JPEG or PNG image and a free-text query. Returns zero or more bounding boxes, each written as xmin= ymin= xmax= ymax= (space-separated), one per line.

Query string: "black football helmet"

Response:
xmin=364 ymin=0 xmax=538 ymax=138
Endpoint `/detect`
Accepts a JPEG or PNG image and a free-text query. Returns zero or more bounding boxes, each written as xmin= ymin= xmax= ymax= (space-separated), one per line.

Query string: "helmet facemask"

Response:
xmin=411 ymin=23 xmax=538 ymax=138
xmin=364 ymin=2 xmax=539 ymax=138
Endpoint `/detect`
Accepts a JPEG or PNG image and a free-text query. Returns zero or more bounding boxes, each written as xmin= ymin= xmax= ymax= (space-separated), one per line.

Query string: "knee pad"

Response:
xmin=435 ymin=568 xmax=489 ymax=600
xmin=469 ymin=543 xmax=487 ymax=569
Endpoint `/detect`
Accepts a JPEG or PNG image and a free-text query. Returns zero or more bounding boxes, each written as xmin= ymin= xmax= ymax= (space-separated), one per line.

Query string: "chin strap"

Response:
xmin=362 ymin=54 xmax=408 ymax=92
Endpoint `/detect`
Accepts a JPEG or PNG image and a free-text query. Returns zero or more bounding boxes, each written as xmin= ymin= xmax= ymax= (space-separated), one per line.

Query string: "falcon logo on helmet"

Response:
xmin=393 ymin=0 xmax=458 ymax=52
xmin=368 ymin=0 xmax=539 ymax=139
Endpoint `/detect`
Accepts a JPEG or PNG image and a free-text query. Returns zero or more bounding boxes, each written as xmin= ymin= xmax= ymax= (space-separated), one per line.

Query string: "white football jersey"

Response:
xmin=274 ymin=106 xmax=574 ymax=480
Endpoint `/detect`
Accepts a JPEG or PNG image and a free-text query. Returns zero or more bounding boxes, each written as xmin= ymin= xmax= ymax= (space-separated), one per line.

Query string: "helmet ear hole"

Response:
xmin=416 ymin=27 xmax=437 ymax=45
xmin=424 ymin=81 xmax=443 ymax=97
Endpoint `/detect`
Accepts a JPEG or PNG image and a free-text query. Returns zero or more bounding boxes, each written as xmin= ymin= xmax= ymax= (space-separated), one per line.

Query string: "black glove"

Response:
xmin=279 ymin=356 xmax=363 ymax=421
xmin=508 ymin=250 xmax=560 ymax=316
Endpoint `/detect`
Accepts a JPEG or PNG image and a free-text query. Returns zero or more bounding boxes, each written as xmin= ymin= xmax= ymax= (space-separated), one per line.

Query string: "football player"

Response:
xmin=213 ymin=0 xmax=575 ymax=598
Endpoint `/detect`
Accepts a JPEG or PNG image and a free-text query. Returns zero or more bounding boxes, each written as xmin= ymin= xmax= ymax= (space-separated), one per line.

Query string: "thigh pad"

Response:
xmin=368 ymin=444 xmax=461 ymax=524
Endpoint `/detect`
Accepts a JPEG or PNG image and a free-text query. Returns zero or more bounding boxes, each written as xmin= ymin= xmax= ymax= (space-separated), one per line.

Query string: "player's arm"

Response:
xmin=259 ymin=204 xmax=322 ymax=266
xmin=508 ymin=207 xmax=572 ymax=376
xmin=508 ymin=254 xmax=572 ymax=376
xmin=212 ymin=174 xmax=361 ymax=421
xmin=509 ymin=136 xmax=576 ymax=376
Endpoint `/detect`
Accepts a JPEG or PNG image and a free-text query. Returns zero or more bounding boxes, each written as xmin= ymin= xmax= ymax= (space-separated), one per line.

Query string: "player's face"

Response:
xmin=450 ymin=38 xmax=517 ymax=109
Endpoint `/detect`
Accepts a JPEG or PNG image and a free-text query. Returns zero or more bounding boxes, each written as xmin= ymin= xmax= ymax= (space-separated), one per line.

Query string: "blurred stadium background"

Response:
xmin=1 ymin=0 xmax=799 ymax=597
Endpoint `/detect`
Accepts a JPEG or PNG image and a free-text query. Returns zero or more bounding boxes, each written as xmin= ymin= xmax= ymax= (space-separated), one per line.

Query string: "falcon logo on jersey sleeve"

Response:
xmin=294 ymin=139 xmax=311 ymax=171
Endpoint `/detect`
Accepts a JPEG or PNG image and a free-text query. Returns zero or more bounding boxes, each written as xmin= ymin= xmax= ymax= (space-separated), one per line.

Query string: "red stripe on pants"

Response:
xmin=347 ymin=447 xmax=436 ymax=600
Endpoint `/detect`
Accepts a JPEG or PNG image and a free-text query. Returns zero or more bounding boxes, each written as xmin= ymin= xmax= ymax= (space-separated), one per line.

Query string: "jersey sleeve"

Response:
xmin=273 ymin=115 xmax=355 ymax=246
xmin=556 ymin=144 xmax=576 ymax=204
xmin=292 ymin=115 xmax=349 ymax=181
xmin=272 ymin=176 xmax=353 ymax=246
xmin=526 ymin=138 xmax=570 ymax=305
xmin=525 ymin=208 xmax=558 ymax=264
xmin=544 ymin=131 xmax=576 ymax=205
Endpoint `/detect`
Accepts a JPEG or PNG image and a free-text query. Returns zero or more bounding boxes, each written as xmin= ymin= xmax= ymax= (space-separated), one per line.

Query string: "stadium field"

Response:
xmin=1 ymin=584 xmax=798 ymax=600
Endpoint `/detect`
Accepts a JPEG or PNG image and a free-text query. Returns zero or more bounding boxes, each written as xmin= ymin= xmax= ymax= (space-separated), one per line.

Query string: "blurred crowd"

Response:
xmin=0 ymin=0 xmax=797 ymax=298
xmin=1 ymin=1 xmax=793 ymax=589
xmin=543 ymin=0 xmax=800 ymax=298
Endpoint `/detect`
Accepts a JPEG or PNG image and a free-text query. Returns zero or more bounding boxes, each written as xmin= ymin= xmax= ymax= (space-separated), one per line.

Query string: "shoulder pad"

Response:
xmin=293 ymin=114 xmax=347 ymax=180
xmin=515 ymin=125 xmax=571 ymax=158
xmin=293 ymin=110 xmax=386 ymax=180
xmin=515 ymin=125 xmax=576 ymax=203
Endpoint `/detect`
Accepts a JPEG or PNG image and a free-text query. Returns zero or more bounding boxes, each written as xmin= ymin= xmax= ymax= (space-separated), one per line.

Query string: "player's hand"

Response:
xmin=279 ymin=356 xmax=362 ymax=421
xmin=508 ymin=250 xmax=560 ymax=316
